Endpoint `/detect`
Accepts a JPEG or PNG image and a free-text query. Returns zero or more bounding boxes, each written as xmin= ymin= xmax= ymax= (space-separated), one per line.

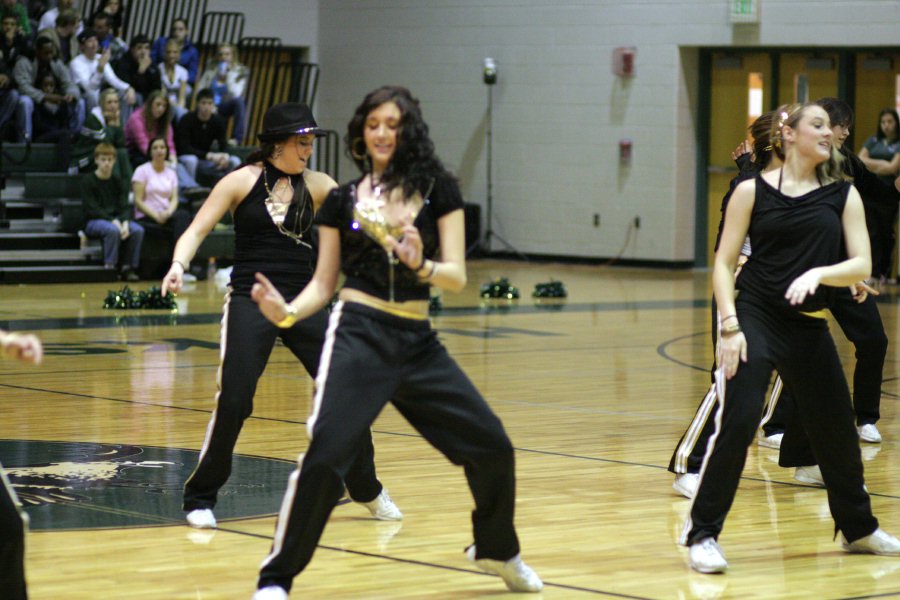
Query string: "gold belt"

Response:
xmin=344 ymin=296 xmax=429 ymax=321
xmin=799 ymin=309 xmax=828 ymax=319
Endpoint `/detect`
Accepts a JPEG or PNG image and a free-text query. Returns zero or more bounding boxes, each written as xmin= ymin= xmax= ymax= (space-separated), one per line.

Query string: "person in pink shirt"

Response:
xmin=124 ymin=89 xmax=202 ymax=193
xmin=132 ymin=137 xmax=192 ymax=275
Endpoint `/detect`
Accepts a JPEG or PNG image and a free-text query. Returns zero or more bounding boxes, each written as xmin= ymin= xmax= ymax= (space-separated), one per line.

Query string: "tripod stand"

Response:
xmin=482 ymin=84 xmax=526 ymax=259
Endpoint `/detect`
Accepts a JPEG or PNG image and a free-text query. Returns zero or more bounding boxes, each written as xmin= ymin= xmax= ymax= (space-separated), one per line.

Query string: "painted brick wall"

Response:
xmin=220 ymin=0 xmax=900 ymax=263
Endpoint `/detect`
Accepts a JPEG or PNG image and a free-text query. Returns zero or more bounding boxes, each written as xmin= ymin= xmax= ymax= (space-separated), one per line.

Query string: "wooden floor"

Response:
xmin=3 ymin=259 xmax=900 ymax=599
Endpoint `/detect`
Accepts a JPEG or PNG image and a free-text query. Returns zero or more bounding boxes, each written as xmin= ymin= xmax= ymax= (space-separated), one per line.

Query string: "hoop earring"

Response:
xmin=350 ymin=137 xmax=367 ymax=161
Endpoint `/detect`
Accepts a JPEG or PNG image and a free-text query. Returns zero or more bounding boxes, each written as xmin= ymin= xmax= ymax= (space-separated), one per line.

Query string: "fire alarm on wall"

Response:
xmin=613 ymin=47 xmax=636 ymax=77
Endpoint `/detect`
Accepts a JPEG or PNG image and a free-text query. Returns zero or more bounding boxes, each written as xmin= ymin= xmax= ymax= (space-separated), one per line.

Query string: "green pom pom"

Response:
xmin=479 ymin=277 xmax=520 ymax=300
xmin=102 ymin=286 xmax=177 ymax=310
xmin=532 ymin=280 xmax=567 ymax=298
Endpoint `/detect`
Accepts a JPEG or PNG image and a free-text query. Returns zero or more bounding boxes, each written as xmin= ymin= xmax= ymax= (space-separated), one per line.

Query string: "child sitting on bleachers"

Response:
xmin=82 ymin=142 xmax=144 ymax=281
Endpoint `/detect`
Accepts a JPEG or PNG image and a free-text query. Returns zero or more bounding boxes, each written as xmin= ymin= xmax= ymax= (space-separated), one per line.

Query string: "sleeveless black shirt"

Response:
xmin=229 ymin=163 xmax=316 ymax=297
xmin=736 ymin=174 xmax=852 ymax=313
xmin=315 ymin=173 xmax=464 ymax=302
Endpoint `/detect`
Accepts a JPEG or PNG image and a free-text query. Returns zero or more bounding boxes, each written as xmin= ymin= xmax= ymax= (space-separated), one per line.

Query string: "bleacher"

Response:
xmin=0 ymin=0 xmax=339 ymax=284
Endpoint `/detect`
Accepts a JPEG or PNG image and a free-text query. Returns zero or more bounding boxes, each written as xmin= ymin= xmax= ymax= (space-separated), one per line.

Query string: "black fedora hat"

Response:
xmin=257 ymin=102 xmax=325 ymax=142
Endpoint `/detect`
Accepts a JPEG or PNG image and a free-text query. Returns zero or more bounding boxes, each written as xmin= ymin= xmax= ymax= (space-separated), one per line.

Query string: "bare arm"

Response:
xmin=425 ymin=209 xmax=467 ymax=293
xmin=388 ymin=208 xmax=468 ymax=293
xmin=304 ymin=170 xmax=338 ymax=211
xmin=713 ymin=179 xmax=755 ymax=379
xmin=161 ymin=166 xmax=255 ymax=295
xmin=858 ymin=147 xmax=900 ymax=176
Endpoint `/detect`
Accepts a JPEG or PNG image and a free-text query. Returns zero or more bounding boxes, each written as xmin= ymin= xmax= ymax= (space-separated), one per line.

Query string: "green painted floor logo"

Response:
xmin=1 ymin=440 xmax=294 ymax=530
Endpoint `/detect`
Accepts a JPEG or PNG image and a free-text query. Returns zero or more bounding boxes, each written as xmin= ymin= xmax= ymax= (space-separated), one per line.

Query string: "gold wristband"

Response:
xmin=721 ymin=325 xmax=742 ymax=337
xmin=276 ymin=304 xmax=299 ymax=328
xmin=417 ymin=259 xmax=437 ymax=280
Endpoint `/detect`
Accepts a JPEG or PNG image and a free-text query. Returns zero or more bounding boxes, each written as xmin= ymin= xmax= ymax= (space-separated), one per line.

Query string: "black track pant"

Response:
xmin=258 ymin=302 xmax=520 ymax=592
xmin=682 ymin=294 xmax=877 ymax=545
xmin=0 ymin=464 xmax=27 ymax=600
xmin=183 ymin=293 xmax=381 ymax=512
xmin=669 ymin=288 xmax=886 ymax=474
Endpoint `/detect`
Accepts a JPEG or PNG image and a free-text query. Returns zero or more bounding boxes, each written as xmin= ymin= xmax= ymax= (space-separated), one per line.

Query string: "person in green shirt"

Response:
xmin=82 ymin=142 xmax=144 ymax=280
xmin=71 ymin=88 xmax=133 ymax=183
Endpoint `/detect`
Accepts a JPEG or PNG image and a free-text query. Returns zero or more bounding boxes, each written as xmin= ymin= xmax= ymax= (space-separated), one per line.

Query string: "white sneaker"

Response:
xmin=858 ymin=424 xmax=882 ymax=443
xmin=673 ymin=473 xmax=700 ymax=499
xmin=186 ymin=508 xmax=217 ymax=529
xmin=794 ymin=465 xmax=825 ymax=487
xmin=758 ymin=432 xmax=783 ymax=449
xmin=465 ymin=545 xmax=543 ymax=592
xmin=842 ymin=528 xmax=900 ymax=555
xmin=688 ymin=537 xmax=728 ymax=574
xmin=361 ymin=489 xmax=403 ymax=521
xmin=252 ymin=586 xmax=288 ymax=600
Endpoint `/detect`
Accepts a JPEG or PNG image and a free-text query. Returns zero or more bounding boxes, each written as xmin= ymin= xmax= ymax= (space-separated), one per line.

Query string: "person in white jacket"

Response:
xmin=69 ymin=28 xmax=135 ymax=121
xmin=195 ymin=43 xmax=248 ymax=144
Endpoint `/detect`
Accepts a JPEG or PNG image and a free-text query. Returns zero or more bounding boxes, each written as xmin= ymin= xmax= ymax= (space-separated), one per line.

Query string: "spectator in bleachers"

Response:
xmin=90 ymin=0 xmax=124 ymax=40
xmin=133 ymin=136 xmax=191 ymax=267
xmin=83 ymin=141 xmax=143 ymax=281
xmin=124 ymin=88 xmax=205 ymax=194
xmin=160 ymin=37 xmax=188 ymax=121
xmin=124 ymin=88 xmax=172 ymax=166
xmin=13 ymin=35 xmax=83 ymax=142
xmin=31 ymin=68 xmax=72 ymax=140
xmin=69 ymin=28 xmax=134 ymax=119
xmin=151 ymin=17 xmax=197 ymax=84
xmin=0 ymin=12 xmax=29 ymax=72
xmin=72 ymin=87 xmax=131 ymax=182
xmin=175 ymin=88 xmax=240 ymax=186
xmin=0 ymin=58 xmax=17 ymax=140
xmin=112 ymin=33 xmax=159 ymax=105
xmin=36 ymin=8 xmax=78 ymax=65
xmin=91 ymin=11 xmax=125 ymax=62
xmin=1 ymin=0 xmax=30 ymax=38
xmin=38 ymin=0 xmax=80 ymax=35
xmin=195 ymin=42 xmax=247 ymax=144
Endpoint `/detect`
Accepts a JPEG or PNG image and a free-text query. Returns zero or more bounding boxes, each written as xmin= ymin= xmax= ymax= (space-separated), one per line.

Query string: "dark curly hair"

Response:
xmin=345 ymin=85 xmax=453 ymax=199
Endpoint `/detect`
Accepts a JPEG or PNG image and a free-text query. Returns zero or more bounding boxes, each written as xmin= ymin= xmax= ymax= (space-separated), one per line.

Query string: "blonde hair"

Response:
xmin=218 ymin=42 xmax=239 ymax=64
xmin=770 ymin=102 xmax=847 ymax=183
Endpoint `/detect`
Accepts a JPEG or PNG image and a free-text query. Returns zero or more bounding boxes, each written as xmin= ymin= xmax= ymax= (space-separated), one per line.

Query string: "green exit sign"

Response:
xmin=730 ymin=0 xmax=759 ymax=23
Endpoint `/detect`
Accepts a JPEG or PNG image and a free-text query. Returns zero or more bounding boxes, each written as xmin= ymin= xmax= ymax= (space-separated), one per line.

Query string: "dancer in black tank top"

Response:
xmin=681 ymin=103 xmax=900 ymax=574
xmin=670 ymin=98 xmax=896 ymax=497
xmin=161 ymin=102 xmax=402 ymax=531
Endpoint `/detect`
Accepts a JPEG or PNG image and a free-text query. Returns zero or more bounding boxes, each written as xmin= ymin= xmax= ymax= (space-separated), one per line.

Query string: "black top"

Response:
xmin=737 ymin=174 xmax=852 ymax=313
xmin=316 ymin=173 xmax=463 ymax=302
xmin=230 ymin=163 xmax=315 ymax=297
xmin=81 ymin=172 xmax=130 ymax=223
xmin=175 ymin=111 xmax=228 ymax=157
xmin=112 ymin=53 xmax=162 ymax=99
